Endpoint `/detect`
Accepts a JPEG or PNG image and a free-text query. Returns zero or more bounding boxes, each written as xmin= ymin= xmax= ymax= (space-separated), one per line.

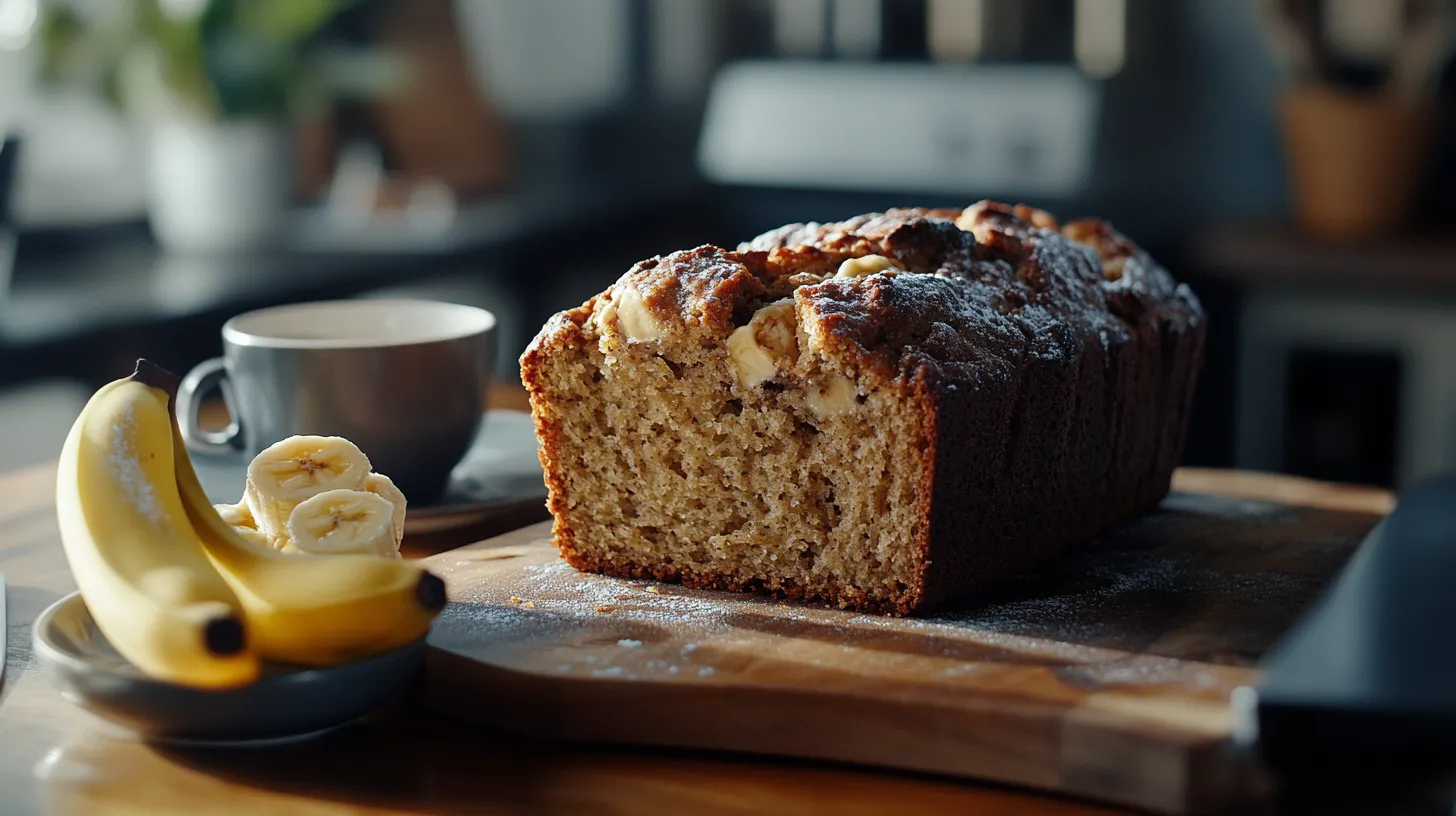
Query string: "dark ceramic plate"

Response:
xmin=33 ymin=592 xmax=426 ymax=743
xmin=194 ymin=409 xmax=546 ymax=535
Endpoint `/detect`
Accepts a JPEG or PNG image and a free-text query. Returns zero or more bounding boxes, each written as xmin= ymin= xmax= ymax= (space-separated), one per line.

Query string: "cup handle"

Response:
xmin=177 ymin=357 xmax=243 ymax=457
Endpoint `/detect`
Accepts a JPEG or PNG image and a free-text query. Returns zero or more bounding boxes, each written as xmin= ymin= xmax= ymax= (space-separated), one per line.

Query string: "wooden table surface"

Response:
xmin=0 ymin=414 xmax=1393 ymax=815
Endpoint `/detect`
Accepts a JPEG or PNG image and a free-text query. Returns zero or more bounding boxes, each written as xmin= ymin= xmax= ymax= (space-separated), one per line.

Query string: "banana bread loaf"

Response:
xmin=521 ymin=201 xmax=1205 ymax=615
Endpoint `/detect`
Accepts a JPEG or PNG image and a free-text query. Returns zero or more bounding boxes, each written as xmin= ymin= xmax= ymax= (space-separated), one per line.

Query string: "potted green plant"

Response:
xmin=39 ymin=0 xmax=401 ymax=253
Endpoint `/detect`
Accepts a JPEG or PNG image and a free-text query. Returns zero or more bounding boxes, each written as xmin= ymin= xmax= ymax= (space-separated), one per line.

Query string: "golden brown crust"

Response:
xmin=736 ymin=204 xmax=1203 ymax=409
xmin=520 ymin=313 xmax=586 ymax=564
xmin=522 ymin=200 xmax=1205 ymax=615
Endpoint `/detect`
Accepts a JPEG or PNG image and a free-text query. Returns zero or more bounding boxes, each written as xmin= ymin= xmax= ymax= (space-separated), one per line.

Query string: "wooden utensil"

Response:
xmin=1259 ymin=0 xmax=1326 ymax=82
xmin=1278 ymin=83 xmax=1434 ymax=240
xmin=1389 ymin=0 xmax=1455 ymax=100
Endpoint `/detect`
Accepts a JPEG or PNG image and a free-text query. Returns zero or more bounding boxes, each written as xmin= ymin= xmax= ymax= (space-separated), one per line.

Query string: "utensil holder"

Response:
xmin=1278 ymin=85 xmax=1434 ymax=242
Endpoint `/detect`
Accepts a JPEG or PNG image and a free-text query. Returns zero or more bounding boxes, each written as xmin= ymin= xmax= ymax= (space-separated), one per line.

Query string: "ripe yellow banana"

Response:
xmin=130 ymin=362 xmax=447 ymax=667
xmin=55 ymin=374 xmax=259 ymax=689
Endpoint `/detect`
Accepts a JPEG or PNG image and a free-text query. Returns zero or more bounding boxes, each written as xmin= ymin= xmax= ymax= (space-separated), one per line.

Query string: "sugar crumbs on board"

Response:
xmin=1060 ymin=656 xmax=1222 ymax=690
xmin=490 ymin=561 xmax=734 ymax=633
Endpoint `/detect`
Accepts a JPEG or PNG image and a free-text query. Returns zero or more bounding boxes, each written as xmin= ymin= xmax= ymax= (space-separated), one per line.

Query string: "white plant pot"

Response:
xmin=148 ymin=119 xmax=292 ymax=254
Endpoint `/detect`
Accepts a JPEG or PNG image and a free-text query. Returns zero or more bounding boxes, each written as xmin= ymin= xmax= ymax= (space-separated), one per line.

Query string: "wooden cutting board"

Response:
xmin=421 ymin=483 xmax=1383 ymax=814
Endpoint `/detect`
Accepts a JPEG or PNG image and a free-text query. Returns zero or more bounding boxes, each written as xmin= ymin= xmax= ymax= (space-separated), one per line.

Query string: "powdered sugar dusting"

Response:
xmin=1162 ymin=491 xmax=1296 ymax=521
xmin=109 ymin=403 xmax=165 ymax=525
xmin=500 ymin=560 xmax=736 ymax=632
xmin=838 ymin=608 xmax=1121 ymax=664
xmin=936 ymin=552 xmax=1187 ymax=643
xmin=1059 ymin=656 xmax=1221 ymax=690
xmin=437 ymin=557 xmax=745 ymax=681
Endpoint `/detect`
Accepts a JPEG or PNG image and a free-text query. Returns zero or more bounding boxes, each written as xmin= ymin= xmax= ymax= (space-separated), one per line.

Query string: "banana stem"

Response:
xmin=131 ymin=358 xmax=182 ymax=392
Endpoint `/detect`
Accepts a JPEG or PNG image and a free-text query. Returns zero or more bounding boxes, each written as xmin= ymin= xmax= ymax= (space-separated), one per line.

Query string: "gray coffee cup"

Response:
xmin=178 ymin=299 xmax=496 ymax=503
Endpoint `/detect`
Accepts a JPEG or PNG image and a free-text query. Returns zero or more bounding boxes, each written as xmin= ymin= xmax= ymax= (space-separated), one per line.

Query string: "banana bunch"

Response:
xmin=55 ymin=376 xmax=258 ymax=689
xmin=55 ymin=362 xmax=447 ymax=687
xmin=213 ymin=436 xmax=407 ymax=559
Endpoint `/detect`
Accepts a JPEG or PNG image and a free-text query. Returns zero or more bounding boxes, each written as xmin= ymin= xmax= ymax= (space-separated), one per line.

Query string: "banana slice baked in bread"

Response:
xmin=521 ymin=201 xmax=1205 ymax=615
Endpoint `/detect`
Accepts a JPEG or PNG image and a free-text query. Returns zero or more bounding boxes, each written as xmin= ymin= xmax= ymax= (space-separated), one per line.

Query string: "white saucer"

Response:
xmin=194 ymin=410 xmax=547 ymax=536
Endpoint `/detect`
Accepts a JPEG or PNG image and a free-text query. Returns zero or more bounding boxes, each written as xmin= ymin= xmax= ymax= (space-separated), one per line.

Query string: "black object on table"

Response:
xmin=1236 ymin=475 xmax=1456 ymax=810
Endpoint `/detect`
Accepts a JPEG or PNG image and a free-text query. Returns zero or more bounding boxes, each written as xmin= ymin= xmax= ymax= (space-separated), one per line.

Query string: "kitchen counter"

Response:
xmin=0 ymin=178 xmax=706 ymax=388
xmin=1188 ymin=223 xmax=1456 ymax=296
xmin=0 ymin=437 xmax=1393 ymax=814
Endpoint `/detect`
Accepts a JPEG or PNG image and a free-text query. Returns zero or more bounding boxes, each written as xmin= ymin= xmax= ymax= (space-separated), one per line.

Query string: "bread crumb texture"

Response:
xmin=521 ymin=201 xmax=1205 ymax=615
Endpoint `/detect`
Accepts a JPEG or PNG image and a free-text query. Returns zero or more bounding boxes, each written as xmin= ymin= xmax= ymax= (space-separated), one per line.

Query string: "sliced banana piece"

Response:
xmin=364 ymin=472 xmax=408 ymax=545
xmin=213 ymin=502 xmax=253 ymax=528
xmin=286 ymin=489 xmax=399 ymax=558
xmin=230 ymin=524 xmax=275 ymax=550
xmin=245 ymin=436 xmax=371 ymax=543
xmin=213 ymin=502 xmax=276 ymax=550
xmin=727 ymin=299 xmax=799 ymax=388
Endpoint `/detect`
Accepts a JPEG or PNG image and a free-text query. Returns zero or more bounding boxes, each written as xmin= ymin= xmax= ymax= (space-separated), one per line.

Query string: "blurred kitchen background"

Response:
xmin=0 ymin=0 xmax=1452 ymax=489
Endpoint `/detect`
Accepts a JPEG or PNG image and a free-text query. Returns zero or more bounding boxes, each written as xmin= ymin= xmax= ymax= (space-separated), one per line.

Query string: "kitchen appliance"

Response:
xmin=698 ymin=61 xmax=1099 ymax=199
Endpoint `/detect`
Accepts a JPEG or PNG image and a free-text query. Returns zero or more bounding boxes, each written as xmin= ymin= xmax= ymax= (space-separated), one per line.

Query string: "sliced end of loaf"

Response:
xmin=524 ymin=278 xmax=935 ymax=614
